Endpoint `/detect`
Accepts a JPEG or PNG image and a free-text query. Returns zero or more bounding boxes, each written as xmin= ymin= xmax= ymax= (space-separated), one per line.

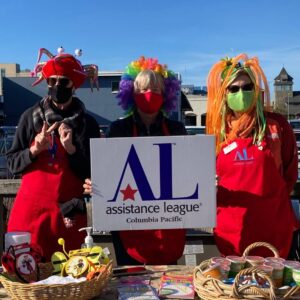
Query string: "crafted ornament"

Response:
xmin=51 ymin=238 xmax=109 ymax=278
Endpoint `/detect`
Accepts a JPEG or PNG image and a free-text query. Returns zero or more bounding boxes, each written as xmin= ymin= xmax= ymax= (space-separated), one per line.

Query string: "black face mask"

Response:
xmin=48 ymin=86 xmax=73 ymax=104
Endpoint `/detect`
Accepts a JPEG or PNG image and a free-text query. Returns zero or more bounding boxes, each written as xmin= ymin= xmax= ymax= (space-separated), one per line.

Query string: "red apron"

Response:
xmin=120 ymin=229 xmax=185 ymax=265
xmin=119 ymin=121 xmax=186 ymax=264
xmin=215 ymin=134 xmax=298 ymax=258
xmin=7 ymin=135 xmax=86 ymax=261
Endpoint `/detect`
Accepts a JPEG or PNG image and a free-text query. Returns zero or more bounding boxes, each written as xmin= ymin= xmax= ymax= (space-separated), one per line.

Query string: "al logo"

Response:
xmin=108 ymin=143 xmax=198 ymax=202
xmin=234 ymin=148 xmax=254 ymax=162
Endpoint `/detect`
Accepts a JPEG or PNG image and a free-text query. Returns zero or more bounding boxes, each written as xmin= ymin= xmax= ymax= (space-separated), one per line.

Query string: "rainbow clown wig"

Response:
xmin=117 ymin=56 xmax=181 ymax=114
xmin=206 ymin=53 xmax=271 ymax=154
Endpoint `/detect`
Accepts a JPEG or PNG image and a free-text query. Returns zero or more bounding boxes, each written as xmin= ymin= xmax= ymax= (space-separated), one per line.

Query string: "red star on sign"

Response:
xmin=120 ymin=184 xmax=138 ymax=201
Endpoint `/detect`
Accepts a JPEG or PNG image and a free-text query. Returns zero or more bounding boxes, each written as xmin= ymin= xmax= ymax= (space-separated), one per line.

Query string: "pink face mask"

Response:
xmin=134 ymin=91 xmax=163 ymax=114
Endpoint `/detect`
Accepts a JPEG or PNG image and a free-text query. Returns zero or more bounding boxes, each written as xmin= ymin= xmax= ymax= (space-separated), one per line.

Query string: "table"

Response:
xmin=0 ymin=265 xmax=200 ymax=299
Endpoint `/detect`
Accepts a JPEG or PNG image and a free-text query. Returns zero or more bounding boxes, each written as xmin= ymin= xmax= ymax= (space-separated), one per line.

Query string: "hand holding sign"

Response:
xmin=83 ymin=178 xmax=93 ymax=195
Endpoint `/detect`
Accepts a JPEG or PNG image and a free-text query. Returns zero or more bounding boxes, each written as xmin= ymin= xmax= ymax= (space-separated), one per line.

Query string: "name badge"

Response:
xmin=223 ymin=142 xmax=238 ymax=155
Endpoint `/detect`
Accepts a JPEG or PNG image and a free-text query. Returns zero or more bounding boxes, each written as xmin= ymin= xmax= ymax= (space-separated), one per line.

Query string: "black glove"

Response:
xmin=59 ymin=198 xmax=86 ymax=218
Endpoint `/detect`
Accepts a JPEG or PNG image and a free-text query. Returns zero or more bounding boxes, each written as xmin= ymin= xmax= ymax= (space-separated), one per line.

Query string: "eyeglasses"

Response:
xmin=227 ymin=83 xmax=254 ymax=93
xmin=46 ymin=77 xmax=71 ymax=88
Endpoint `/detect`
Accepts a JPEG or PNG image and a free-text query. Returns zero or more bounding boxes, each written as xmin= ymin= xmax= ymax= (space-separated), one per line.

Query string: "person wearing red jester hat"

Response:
xmin=7 ymin=47 xmax=100 ymax=261
xmin=84 ymin=56 xmax=187 ymax=265
xmin=206 ymin=53 xmax=299 ymax=259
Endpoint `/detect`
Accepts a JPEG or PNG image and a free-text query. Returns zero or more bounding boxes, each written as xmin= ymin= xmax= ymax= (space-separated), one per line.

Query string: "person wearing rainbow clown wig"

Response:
xmin=7 ymin=47 xmax=100 ymax=261
xmin=84 ymin=56 xmax=187 ymax=265
xmin=206 ymin=53 xmax=299 ymax=258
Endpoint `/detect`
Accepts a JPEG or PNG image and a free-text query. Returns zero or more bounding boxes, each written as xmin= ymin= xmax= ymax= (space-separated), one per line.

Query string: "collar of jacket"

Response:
xmin=132 ymin=110 xmax=165 ymax=133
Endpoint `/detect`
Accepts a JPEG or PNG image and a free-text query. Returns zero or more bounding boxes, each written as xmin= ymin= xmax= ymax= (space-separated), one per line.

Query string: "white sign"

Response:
xmin=91 ymin=135 xmax=216 ymax=231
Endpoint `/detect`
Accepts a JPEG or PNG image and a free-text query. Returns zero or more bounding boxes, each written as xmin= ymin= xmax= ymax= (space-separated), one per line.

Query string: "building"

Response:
xmin=273 ymin=67 xmax=299 ymax=119
xmin=181 ymin=85 xmax=207 ymax=126
xmin=0 ymin=64 xmax=31 ymax=122
xmin=0 ymin=63 xmax=31 ymax=77
xmin=0 ymin=63 xmax=31 ymax=96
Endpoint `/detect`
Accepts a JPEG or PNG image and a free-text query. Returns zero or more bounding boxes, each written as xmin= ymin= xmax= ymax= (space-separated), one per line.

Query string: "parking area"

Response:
xmin=0 ymin=126 xmax=17 ymax=179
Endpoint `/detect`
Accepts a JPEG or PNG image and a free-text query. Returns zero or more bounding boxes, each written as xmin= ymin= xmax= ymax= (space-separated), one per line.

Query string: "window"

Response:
xmin=185 ymin=114 xmax=197 ymax=126
xmin=289 ymin=121 xmax=300 ymax=129
xmin=201 ymin=113 xmax=206 ymax=126
xmin=275 ymin=86 xmax=282 ymax=91
xmin=111 ymin=81 xmax=120 ymax=93
xmin=295 ymin=132 xmax=300 ymax=142
xmin=294 ymin=131 xmax=300 ymax=156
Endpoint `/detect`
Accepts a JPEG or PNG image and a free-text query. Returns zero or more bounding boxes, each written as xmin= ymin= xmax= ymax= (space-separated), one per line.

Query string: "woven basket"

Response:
xmin=0 ymin=262 xmax=54 ymax=283
xmin=0 ymin=261 xmax=113 ymax=300
xmin=193 ymin=242 xmax=300 ymax=300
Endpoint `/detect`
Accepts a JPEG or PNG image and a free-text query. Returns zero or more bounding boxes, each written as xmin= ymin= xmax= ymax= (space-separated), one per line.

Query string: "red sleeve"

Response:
xmin=267 ymin=112 xmax=298 ymax=194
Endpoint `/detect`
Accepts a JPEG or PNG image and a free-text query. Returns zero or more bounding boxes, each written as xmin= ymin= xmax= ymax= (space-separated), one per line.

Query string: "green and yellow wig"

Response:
xmin=206 ymin=53 xmax=270 ymax=154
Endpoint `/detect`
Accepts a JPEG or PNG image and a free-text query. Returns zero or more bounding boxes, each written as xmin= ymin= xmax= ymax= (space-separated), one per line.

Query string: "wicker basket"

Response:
xmin=0 ymin=261 xmax=113 ymax=300
xmin=193 ymin=242 xmax=300 ymax=300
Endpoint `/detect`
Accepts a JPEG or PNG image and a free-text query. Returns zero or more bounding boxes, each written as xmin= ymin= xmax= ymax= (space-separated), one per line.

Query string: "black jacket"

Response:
xmin=107 ymin=111 xmax=187 ymax=138
xmin=7 ymin=100 xmax=100 ymax=180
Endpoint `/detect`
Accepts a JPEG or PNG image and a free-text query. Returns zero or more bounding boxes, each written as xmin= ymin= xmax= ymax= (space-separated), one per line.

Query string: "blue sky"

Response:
xmin=1 ymin=0 xmax=300 ymax=97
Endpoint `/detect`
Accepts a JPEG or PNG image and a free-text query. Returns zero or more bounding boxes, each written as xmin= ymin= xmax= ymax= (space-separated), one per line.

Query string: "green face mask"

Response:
xmin=227 ymin=90 xmax=254 ymax=112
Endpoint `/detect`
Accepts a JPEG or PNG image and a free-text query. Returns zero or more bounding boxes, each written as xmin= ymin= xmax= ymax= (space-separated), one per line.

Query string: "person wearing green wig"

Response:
xmin=206 ymin=53 xmax=299 ymax=259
